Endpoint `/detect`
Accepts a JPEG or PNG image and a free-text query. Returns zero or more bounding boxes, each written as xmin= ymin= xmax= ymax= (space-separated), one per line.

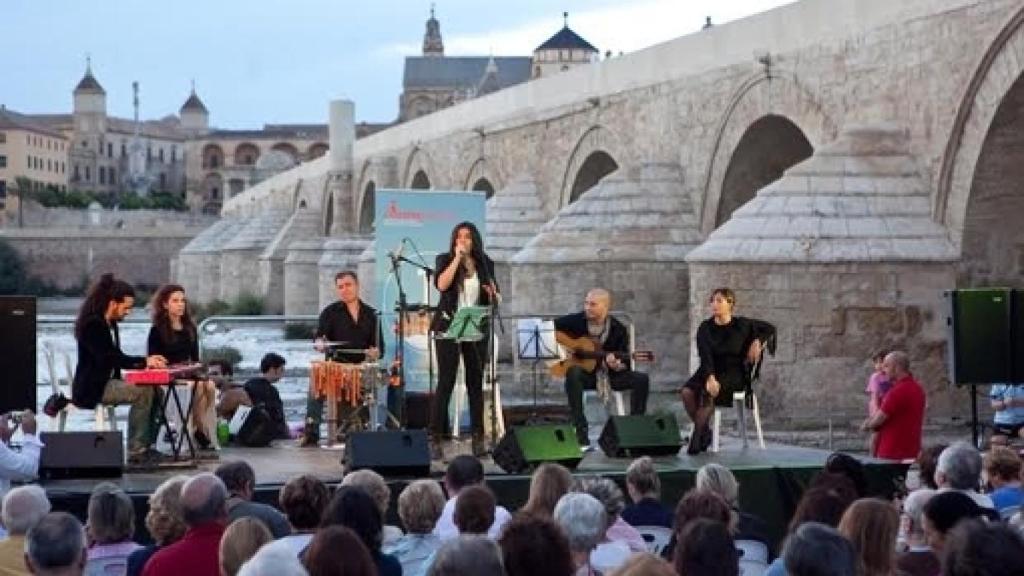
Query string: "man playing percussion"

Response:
xmin=300 ymin=271 xmax=384 ymax=446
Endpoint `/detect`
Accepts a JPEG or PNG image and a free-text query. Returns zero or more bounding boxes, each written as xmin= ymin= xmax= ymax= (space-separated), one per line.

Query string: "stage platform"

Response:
xmin=41 ymin=434 xmax=908 ymax=549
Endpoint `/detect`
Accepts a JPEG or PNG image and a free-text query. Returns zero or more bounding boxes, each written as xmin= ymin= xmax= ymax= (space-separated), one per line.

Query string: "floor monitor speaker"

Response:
xmin=492 ymin=424 xmax=582 ymax=474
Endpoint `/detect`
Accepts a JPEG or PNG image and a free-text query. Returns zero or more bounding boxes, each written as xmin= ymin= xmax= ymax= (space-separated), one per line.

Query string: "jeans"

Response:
xmin=563 ymin=366 xmax=650 ymax=444
xmin=433 ymin=337 xmax=488 ymax=437
xmin=100 ymin=379 xmax=161 ymax=454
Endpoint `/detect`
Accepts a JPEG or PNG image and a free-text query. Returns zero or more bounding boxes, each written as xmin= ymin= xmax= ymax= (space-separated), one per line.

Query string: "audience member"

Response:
xmin=988 ymin=382 xmax=1024 ymax=447
xmin=453 ymin=485 xmax=495 ymax=536
xmin=935 ymin=442 xmax=994 ymax=509
xmin=621 ymin=457 xmax=672 ymax=529
xmin=214 ymin=461 xmax=291 ymax=538
xmin=0 ymin=410 xmax=42 ymax=495
xmin=673 ymin=517 xmax=738 ymax=576
xmin=607 ymin=553 xmax=675 ymax=576
xmin=25 ymin=512 xmax=88 ymax=576
xmin=921 ymin=491 xmax=996 ymax=556
xmin=498 ymin=514 xmax=573 ymax=576
xmin=519 ymin=463 xmax=572 ymax=520
xmin=142 ymin=473 xmax=229 ymax=576
xmin=896 ymin=489 xmax=939 ymax=576
xmin=85 ymin=483 xmax=141 ymax=576
xmin=237 ymin=545 xmax=308 ymax=576
xmin=321 ymin=486 xmax=401 ymax=576
xmin=426 ymin=536 xmax=504 ymax=576
xmin=575 ymin=476 xmax=645 ymax=552
xmin=265 ymin=475 xmax=328 ymax=557
xmin=0 ymin=485 xmax=51 ymax=575
xmin=218 ymin=518 xmax=272 ymax=576
xmin=916 ymin=444 xmax=947 ymax=490
xmin=837 ymin=498 xmax=899 ymax=576
xmin=241 ymin=353 xmax=290 ymax=440
xmin=695 ymin=463 xmax=773 ymax=556
xmin=127 ymin=476 xmax=188 ymax=576
xmin=434 ymin=455 xmax=510 ymax=540
xmin=860 ymin=351 xmax=926 ymax=460
xmin=661 ymin=489 xmax=735 ymax=563
xmin=303 ymin=526 xmax=376 ymax=576
xmin=782 ymin=522 xmax=856 ymax=576
xmin=982 ymin=446 xmax=1023 ymax=517
xmin=824 ymin=452 xmax=869 ymax=498
xmin=942 ymin=518 xmax=1024 ymax=576
xmin=385 ymin=480 xmax=445 ymax=576
xmin=553 ymin=493 xmax=606 ymax=576
xmin=341 ymin=469 xmax=403 ymax=545
xmin=763 ymin=485 xmax=855 ymax=576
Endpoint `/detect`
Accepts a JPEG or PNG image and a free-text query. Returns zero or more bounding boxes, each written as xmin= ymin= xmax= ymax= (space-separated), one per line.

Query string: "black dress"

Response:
xmin=686 ymin=316 xmax=776 ymax=407
xmin=147 ymin=326 xmax=198 ymax=364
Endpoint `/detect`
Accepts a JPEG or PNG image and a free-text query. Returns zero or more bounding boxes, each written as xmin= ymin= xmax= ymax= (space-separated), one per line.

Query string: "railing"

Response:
xmin=196 ymin=314 xmax=318 ymax=358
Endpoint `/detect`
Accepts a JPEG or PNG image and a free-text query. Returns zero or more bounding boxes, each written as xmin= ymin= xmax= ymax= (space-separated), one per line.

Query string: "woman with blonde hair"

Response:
xmin=695 ymin=463 xmax=773 ymax=556
xmin=838 ymin=498 xmax=900 ymax=576
xmin=218 ymin=517 xmax=273 ymax=576
xmin=127 ymin=475 xmax=189 ymax=576
xmin=85 ymin=483 xmax=141 ymax=576
xmin=520 ymin=463 xmax=573 ymax=519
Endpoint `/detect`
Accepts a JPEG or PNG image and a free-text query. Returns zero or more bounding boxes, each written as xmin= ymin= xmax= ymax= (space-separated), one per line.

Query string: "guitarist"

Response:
xmin=555 ymin=288 xmax=650 ymax=447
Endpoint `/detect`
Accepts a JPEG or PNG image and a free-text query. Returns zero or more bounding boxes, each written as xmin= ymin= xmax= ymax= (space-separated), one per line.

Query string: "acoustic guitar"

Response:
xmin=548 ymin=331 xmax=655 ymax=377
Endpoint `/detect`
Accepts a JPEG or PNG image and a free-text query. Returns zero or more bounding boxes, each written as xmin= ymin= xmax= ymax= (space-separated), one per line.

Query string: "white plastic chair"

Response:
xmin=43 ymin=343 xmax=117 ymax=432
xmin=736 ymin=539 xmax=770 ymax=576
xmin=636 ymin=525 xmax=673 ymax=556
xmin=709 ymin=391 xmax=765 ymax=452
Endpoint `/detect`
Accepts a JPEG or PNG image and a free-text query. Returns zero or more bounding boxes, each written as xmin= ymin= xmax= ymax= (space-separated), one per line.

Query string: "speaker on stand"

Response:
xmin=0 ymin=296 xmax=37 ymax=414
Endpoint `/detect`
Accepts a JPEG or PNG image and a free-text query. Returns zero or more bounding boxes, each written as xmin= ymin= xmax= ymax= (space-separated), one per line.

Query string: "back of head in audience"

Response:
xmin=783 ymin=522 xmax=856 ymax=576
xmin=341 ymin=469 xmax=392 ymax=522
xmin=787 ymin=486 xmax=853 ymax=534
xmin=922 ymin=491 xmax=996 ymax=552
xmin=942 ymin=518 xmax=1024 ymax=576
xmin=219 ymin=517 xmax=273 ymax=576
xmin=808 ymin=472 xmax=860 ymax=506
xmin=216 ymin=461 xmax=256 ymax=499
xmin=445 ymin=455 xmax=485 ymax=495
xmin=838 ymin=498 xmax=899 ymax=576
xmin=25 ymin=512 xmax=87 ymax=576
xmin=398 ymin=479 xmax=446 ymax=535
xmin=608 ymin=553 xmax=675 ymax=576
xmin=983 ymin=446 xmax=1022 ymax=487
xmin=625 ymin=456 xmax=661 ymax=501
xmin=146 ymin=475 xmax=189 ymax=547
xmin=674 ymin=488 xmax=734 ymax=535
xmin=695 ymin=463 xmax=739 ymax=507
xmin=86 ymin=482 xmax=135 ymax=545
xmin=673 ymin=517 xmax=738 ymax=576
xmin=902 ymin=488 xmax=936 ymax=542
xmin=321 ymin=486 xmax=383 ymax=554
xmin=917 ymin=444 xmax=948 ymax=490
xmin=2 ymin=485 xmax=51 ymax=536
xmin=522 ymin=463 xmax=573 ymax=519
xmin=280 ymin=475 xmax=329 ymax=532
xmin=181 ymin=473 xmax=229 ymax=527
xmin=574 ymin=476 xmax=626 ymax=529
xmin=553 ymin=492 xmax=607 ymax=554
xmin=427 ymin=535 xmax=505 ymax=576
xmin=453 ymin=484 xmax=495 ymax=535
xmin=935 ymin=442 xmax=983 ymax=491
xmin=238 ymin=544 xmax=309 ymax=576
xmin=825 ymin=452 xmax=868 ymax=498
xmin=303 ymin=525 xmax=376 ymax=576
xmin=498 ymin=514 xmax=573 ymax=576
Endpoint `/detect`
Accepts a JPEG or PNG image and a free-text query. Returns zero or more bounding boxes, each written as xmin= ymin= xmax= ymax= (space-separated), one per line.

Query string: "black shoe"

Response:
xmin=194 ymin=430 xmax=212 ymax=450
xmin=700 ymin=423 xmax=713 ymax=451
xmin=576 ymin=428 xmax=589 ymax=447
xmin=686 ymin=430 xmax=702 ymax=455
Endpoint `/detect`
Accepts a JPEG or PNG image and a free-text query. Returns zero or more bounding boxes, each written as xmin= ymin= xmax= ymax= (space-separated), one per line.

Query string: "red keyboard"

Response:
xmin=124 ymin=364 xmax=205 ymax=386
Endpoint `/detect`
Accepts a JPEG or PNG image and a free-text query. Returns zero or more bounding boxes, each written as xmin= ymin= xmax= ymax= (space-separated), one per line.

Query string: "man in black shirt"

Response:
xmin=242 ymin=352 xmax=290 ymax=440
xmin=301 ymin=271 xmax=384 ymax=446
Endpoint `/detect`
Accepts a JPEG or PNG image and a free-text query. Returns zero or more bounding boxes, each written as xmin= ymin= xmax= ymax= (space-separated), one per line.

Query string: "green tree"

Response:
xmin=0 ymin=238 xmax=27 ymax=294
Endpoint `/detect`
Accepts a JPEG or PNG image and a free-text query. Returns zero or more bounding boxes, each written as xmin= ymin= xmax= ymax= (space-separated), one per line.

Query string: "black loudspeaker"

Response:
xmin=344 ymin=430 xmax=430 ymax=477
xmin=492 ymin=425 xmax=582 ymax=474
xmin=1014 ymin=290 xmax=1024 ymax=384
xmin=598 ymin=414 xmax=682 ymax=458
xmin=0 ymin=296 xmax=36 ymax=414
xmin=39 ymin=431 xmax=124 ymax=479
xmin=945 ymin=289 xmax=1018 ymax=384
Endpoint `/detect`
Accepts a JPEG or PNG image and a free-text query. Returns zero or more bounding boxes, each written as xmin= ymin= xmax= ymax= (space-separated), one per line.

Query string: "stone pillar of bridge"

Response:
xmin=686 ymin=125 xmax=959 ymax=424
xmin=284 ymin=239 xmax=325 ymax=316
xmin=510 ymin=163 xmax=703 ymax=390
xmin=175 ymin=218 xmax=245 ymax=305
xmin=260 ymin=205 xmax=325 ymax=314
xmin=218 ymin=209 xmax=291 ymax=306
xmin=317 ymin=237 xmax=372 ymax=310
xmin=327 ymin=100 xmax=357 ymax=236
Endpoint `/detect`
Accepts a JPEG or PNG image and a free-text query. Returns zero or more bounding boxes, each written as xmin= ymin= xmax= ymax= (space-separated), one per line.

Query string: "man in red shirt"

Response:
xmin=142 ymin=473 xmax=228 ymax=576
xmin=861 ymin=351 xmax=926 ymax=460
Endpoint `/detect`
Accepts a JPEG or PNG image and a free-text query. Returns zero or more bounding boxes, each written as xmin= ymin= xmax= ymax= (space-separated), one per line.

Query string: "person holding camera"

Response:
xmin=0 ymin=410 xmax=42 ymax=494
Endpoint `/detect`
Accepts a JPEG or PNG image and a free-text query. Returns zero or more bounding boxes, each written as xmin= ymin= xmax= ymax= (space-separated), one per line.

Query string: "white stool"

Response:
xmin=710 ymin=391 xmax=765 ymax=452
xmin=44 ymin=343 xmax=119 ymax=432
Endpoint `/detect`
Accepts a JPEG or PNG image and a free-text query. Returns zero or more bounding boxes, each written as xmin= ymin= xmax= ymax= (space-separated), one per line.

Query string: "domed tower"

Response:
xmin=422 ymin=4 xmax=444 ymax=57
xmin=180 ymin=81 xmax=210 ymax=136
xmin=73 ymin=56 xmax=107 ymax=134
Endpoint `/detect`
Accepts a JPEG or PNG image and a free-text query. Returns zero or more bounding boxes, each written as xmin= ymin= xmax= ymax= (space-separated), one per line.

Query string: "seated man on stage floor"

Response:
xmin=300 ymin=271 xmax=384 ymax=446
xmin=555 ymin=288 xmax=650 ymax=447
xmin=72 ymin=273 xmax=167 ymax=466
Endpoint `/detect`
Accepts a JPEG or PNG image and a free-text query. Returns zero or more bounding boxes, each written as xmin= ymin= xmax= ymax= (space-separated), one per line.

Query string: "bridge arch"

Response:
xmin=358 ymin=181 xmax=376 ymax=234
xmin=700 ymin=72 xmax=835 ymax=235
xmin=560 ymin=125 xmax=623 ymax=207
xmin=403 ymin=147 xmax=435 ymax=189
xmin=464 ymin=157 xmax=501 ymax=198
xmin=937 ymin=6 xmax=1024 ymax=254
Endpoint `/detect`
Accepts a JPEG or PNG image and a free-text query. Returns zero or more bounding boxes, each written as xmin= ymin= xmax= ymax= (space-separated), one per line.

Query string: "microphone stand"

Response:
xmin=393 ymin=254 xmax=437 ymax=425
xmin=389 ymin=251 xmax=408 ymax=427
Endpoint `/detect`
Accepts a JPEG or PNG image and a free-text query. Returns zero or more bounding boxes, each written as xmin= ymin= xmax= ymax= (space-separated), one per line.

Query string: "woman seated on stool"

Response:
xmin=147 ymin=284 xmax=217 ymax=452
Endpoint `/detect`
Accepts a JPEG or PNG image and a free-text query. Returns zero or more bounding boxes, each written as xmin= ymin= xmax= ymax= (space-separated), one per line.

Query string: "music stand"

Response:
xmin=516 ymin=319 xmax=560 ymax=414
xmin=441 ymin=306 xmax=488 ymax=342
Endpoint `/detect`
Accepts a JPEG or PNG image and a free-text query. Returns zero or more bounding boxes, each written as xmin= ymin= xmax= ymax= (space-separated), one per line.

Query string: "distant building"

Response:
xmin=531 ymin=13 xmax=600 ymax=79
xmin=0 ymin=107 xmax=70 ymax=222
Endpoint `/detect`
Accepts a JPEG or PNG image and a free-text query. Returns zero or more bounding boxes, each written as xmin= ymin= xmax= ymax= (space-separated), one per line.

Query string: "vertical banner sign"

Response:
xmin=375 ymin=190 xmax=487 ymax=421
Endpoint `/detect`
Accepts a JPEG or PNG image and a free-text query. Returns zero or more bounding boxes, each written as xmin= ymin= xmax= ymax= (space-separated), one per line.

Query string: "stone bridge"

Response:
xmin=176 ymin=0 xmax=1024 ymax=423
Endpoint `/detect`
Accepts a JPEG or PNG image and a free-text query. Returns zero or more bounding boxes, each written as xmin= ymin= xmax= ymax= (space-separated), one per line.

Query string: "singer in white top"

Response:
xmin=429 ymin=222 xmax=499 ymax=458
